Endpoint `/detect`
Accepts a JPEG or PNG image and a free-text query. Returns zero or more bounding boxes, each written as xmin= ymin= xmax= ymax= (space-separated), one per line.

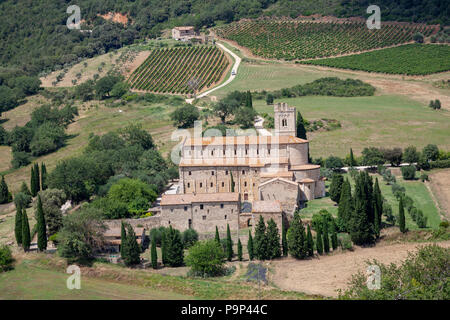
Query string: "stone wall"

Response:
xmin=104 ymin=216 xmax=161 ymax=231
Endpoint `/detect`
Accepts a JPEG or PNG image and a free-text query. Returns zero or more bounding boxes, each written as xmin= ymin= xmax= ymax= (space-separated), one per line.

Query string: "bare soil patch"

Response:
xmin=269 ymin=240 xmax=450 ymax=297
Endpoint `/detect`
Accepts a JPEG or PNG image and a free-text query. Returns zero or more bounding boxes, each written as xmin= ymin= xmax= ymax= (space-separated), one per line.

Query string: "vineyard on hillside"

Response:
xmin=214 ymin=19 xmax=437 ymax=60
xmin=300 ymin=44 xmax=450 ymax=75
xmin=128 ymin=46 xmax=229 ymax=94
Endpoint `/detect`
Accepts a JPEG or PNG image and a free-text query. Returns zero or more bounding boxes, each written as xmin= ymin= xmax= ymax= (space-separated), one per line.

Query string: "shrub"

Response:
xmin=0 ymin=245 xmax=14 ymax=272
xmin=149 ymin=227 xmax=168 ymax=247
xmin=401 ymin=165 xmax=416 ymax=180
xmin=337 ymin=233 xmax=353 ymax=251
xmin=182 ymin=229 xmax=199 ymax=248
xmin=185 ymin=240 xmax=226 ymax=277
xmin=420 ymin=173 xmax=429 ymax=182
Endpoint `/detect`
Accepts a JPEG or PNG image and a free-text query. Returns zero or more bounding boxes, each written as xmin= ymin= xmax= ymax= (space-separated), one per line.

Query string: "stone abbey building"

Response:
xmin=160 ymin=103 xmax=325 ymax=233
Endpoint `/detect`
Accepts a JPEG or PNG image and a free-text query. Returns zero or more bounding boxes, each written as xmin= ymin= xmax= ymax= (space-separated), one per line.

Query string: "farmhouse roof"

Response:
xmin=174 ymin=26 xmax=194 ymax=31
xmin=161 ymin=192 xmax=240 ymax=206
xmin=299 ymin=178 xmax=315 ymax=183
xmin=259 ymin=177 xmax=298 ymax=188
xmin=252 ymin=200 xmax=282 ymax=213
xmin=260 ymin=171 xmax=293 ymax=178
xmin=290 ymin=164 xmax=321 ymax=170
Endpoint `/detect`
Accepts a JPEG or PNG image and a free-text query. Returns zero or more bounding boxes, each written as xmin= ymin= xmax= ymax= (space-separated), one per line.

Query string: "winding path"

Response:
xmin=186 ymin=42 xmax=241 ymax=104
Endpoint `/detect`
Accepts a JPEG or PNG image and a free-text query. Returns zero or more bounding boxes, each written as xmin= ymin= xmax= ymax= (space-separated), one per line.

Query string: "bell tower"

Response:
xmin=274 ymin=102 xmax=296 ymax=137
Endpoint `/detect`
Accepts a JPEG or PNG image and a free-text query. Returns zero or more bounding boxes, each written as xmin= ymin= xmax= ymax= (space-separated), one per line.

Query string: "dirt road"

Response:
xmin=269 ymin=240 xmax=450 ymax=297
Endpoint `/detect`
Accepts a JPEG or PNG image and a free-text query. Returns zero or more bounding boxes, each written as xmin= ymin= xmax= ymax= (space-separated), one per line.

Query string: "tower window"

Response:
xmin=202 ymin=215 xmax=206 ymax=220
xmin=282 ymin=119 xmax=287 ymax=127
xmin=200 ymin=204 xmax=204 ymax=210
xmin=220 ymin=204 xmax=224 ymax=208
xmin=200 ymin=182 xmax=203 ymax=188
xmin=188 ymin=171 xmax=192 ymax=175
xmin=184 ymin=206 xmax=187 ymax=211
xmin=224 ymin=215 xmax=227 ymax=220
xmin=210 ymin=182 xmax=213 ymax=187
xmin=211 ymin=171 xmax=214 ymax=175
xmin=187 ymin=182 xmax=190 ymax=188
xmin=225 ymin=170 xmax=228 ymax=175
xmin=222 ymin=182 xmax=225 ymax=187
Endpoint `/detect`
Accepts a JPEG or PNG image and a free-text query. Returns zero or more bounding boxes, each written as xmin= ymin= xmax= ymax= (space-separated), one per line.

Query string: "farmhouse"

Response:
xmin=172 ymin=26 xmax=195 ymax=40
xmin=160 ymin=103 xmax=325 ymax=233
xmin=100 ymin=226 xmax=146 ymax=253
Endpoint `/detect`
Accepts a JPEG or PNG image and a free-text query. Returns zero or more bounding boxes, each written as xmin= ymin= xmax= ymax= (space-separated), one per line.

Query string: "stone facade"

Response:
xmin=159 ymin=103 xmax=325 ymax=234
xmin=172 ymin=26 xmax=195 ymax=40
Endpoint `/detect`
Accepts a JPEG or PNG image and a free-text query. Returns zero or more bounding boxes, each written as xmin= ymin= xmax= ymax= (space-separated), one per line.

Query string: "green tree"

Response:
xmin=337 ymin=179 xmax=353 ymax=232
xmin=403 ymin=145 xmax=420 ymax=164
xmin=235 ymin=107 xmax=257 ymax=129
xmin=323 ymin=220 xmax=330 ymax=253
xmin=247 ymin=230 xmax=254 ymax=261
xmin=399 ymin=197 xmax=406 ymax=233
xmin=266 ymin=93 xmax=274 ymax=105
xmin=373 ymin=178 xmax=383 ymax=231
xmin=165 ymin=226 xmax=184 ymax=267
xmin=0 ymin=175 xmax=11 ymax=204
xmin=14 ymin=204 xmax=22 ymax=246
xmin=215 ymin=226 xmax=221 ymax=248
xmin=331 ymin=224 xmax=338 ymax=251
xmin=123 ymin=224 xmax=141 ymax=266
xmin=422 ymin=144 xmax=439 ymax=162
xmin=120 ymin=221 xmax=127 ymax=258
xmin=287 ymin=212 xmax=307 ymax=259
xmin=36 ymin=195 xmax=47 ymax=252
xmin=254 ymin=215 xmax=268 ymax=260
xmin=170 ymin=104 xmax=200 ymax=128
xmin=237 ymin=239 xmax=243 ymax=261
xmin=212 ymin=99 xmax=238 ymax=123
xmin=245 ymin=91 xmax=253 ymax=108
xmin=281 ymin=218 xmax=288 ymax=256
xmin=185 ymin=240 xmax=225 ymax=277
xmin=329 ymin=173 xmax=344 ymax=203
xmin=349 ymin=148 xmax=356 ymax=167
xmin=296 ymin=111 xmax=307 ymax=140
xmin=34 ymin=163 xmax=40 ymax=193
xmin=306 ymin=224 xmax=314 ymax=257
xmin=316 ymin=228 xmax=323 ymax=255
xmin=21 ymin=209 xmax=30 ymax=252
xmin=266 ymin=218 xmax=281 ymax=259
xmin=30 ymin=166 xmax=37 ymax=197
xmin=20 ymin=181 xmax=31 ymax=196
xmin=40 ymin=163 xmax=47 ymax=190
xmin=151 ymin=233 xmax=157 ymax=269
xmin=161 ymin=231 xmax=167 ymax=265
xmin=226 ymin=224 xmax=233 ymax=261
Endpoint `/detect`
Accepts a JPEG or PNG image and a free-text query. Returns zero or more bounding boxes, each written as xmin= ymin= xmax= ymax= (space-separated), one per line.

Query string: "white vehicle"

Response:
xmin=231 ymin=70 xmax=236 ymax=76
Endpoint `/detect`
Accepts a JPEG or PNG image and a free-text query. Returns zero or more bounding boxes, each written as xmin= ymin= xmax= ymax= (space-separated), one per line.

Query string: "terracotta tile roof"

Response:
xmin=290 ymin=164 xmax=321 ymax=170
xmin=184 ymin=135 xmax=307 ymax=147
xmin=161 ymin=192 xmax=240 ymax=206
xmin=179 ymin=157 xmax=289 ymax=167
xmin=299 ymin=178 xmax=315 ymax=183
xmin=259 ymin=177 xmax=298 ymax=188
xmin=252 ymin=200 xmax=282 ymax=213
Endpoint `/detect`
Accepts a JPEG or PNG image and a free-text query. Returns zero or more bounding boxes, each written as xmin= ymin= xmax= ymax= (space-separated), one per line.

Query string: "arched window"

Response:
xmin=282 ymin=119 xmax=287 ymax=127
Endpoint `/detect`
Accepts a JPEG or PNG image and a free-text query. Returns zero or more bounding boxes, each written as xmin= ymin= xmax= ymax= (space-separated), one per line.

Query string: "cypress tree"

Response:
xmin=374 ymin=205 xmax=380 ymax=238
xmin=41 ymin=163 xmax=47 ymax=190
xmin=286 ymin=212 xmax=307 ymax=259
xmin=20 ymin=181 xmax=31 ymax=196
xmin=337 ymin=179 xmax=352 ymax=231
xmin=306 ymin=224 xmax=314 ymax=257
xmin=237 ymin=238 xmax=243 ymax=261
xmin=399 ymin=197 xmax=406 ymax=233
xmin=165 ymin=226 xmax=184 ymax=267
xmin=36 ymin=195 xmax=47 ymax=251
xmin=151 ymin=234 xmax=158 ymax=269
xmin=246 ymin=91 xmax=253 ymax=108
xmin=30 ymin=166 xmax=37 ymax=197
xmin=349 ymin=148 xmax=356 ymax=167
xmin=34 ymin=163 xmax=40 ymax=193
xmin=374 ymin=178 xmax=383 ymax=232
xmin=281 ymin=218 xmax=288 ymax=256
xmin=254 ymin=215 xmax=268 ymax=260
xmin=296 ymin=111 xmax=307 ymax=140
xmin=247 ymin=230 xmax=254 ymax=261
xmin=349 ymin=191 xmax=375 ymax=245
xmin=329 ymin=173 xmax=344 ymax=204
xmin=124 ymin=224 xmax=141 ymax=266
xmin=0 ymin=175 xmax=10 ymax=204
xmin=323 ymin=221 xmax=330 ymax=253
xmin=316 ymin=228 xmax=323 ymax=255
xmin=226 ymin=224 xmax=233 ymax=261
xmin=22 ymin=208 xmax=31 ymax=252
xmin=266 ymin=218 xmax=281 ymax=259
xmin=215 ymin=226 xmax=221 ymax=248
xmin=14 ymin=204 xmax=23 ymax=246
xmin=120 ymin=221 xmax=127 ymax=258
xmin=161 ymin=230 xmax=167 ymax=265
xmin=331 ymin=224 xmax=338 ymax=251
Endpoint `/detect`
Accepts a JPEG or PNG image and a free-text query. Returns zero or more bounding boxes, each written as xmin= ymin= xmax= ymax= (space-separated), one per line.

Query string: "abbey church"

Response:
xmin=160 ymin=103 xmax=325 ymax=233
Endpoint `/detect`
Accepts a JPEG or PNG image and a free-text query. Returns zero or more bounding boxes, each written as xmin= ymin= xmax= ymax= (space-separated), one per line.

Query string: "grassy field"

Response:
xmin=301 ymin=44 xmax=450 ymax=75
xmin=253 ymin=95 xmax=450 ymax=159
xmin=300 ymin=172 xmax=441 ymax=230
